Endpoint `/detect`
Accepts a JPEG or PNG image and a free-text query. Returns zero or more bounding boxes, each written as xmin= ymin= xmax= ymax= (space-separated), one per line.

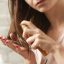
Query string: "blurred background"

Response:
xmin=0 ymin=0 xmax=26 ymax=64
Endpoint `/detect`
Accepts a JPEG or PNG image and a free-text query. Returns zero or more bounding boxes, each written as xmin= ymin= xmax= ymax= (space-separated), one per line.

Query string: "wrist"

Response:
xmin=27 ymin=51 xmax=36 ymax=64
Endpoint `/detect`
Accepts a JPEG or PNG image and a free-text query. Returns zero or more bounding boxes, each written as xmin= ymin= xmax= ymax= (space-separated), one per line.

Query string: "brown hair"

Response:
xmin=8 ymin=0 xmax=50 ymax=37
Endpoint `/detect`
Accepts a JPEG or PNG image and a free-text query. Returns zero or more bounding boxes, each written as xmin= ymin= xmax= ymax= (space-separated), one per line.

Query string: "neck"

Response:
xmin=45 ymin=0 xmax=64 ymax=28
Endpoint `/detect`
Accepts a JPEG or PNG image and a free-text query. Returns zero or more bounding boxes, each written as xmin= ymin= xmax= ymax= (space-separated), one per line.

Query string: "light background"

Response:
xmin=0 ymin=0 xmax=26 ymax=64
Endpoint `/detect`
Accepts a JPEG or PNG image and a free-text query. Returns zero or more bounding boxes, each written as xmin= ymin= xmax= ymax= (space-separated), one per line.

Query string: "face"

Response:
xmin=25 ymin=0 xmax=58 ymax=12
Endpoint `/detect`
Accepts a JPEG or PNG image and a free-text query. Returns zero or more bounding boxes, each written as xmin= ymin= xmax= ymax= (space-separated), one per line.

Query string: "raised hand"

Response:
xmin=20 ymin=20 xmax=59 ymax=55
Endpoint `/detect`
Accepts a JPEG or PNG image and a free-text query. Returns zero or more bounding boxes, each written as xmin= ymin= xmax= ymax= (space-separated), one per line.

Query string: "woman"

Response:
xmin=0 ymin=0 xmax=64 ymax=64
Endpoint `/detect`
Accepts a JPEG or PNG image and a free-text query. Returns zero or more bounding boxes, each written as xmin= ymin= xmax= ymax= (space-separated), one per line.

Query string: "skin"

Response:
xmin=25 ymin=0 xmax=59 ymax=12
xmin=1 ymin=0 xmax=64 ymax=64
xmin=23 ymin=0 xmax=64 ymax=64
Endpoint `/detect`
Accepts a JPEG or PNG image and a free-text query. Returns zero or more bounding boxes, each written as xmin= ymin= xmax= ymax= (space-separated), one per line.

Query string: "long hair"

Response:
xmin=8 ymin=0 xmax=50 ymax=37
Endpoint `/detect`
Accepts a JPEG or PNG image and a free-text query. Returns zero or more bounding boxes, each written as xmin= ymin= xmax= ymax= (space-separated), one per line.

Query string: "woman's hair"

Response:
xmin=8 ymin=0 xmax=50 ymax=37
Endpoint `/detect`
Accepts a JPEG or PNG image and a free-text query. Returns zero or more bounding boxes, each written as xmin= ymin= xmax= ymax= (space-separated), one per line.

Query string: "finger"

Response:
xmin=31 ymin=39 xmax=49 ymax=56
xmin=21 ymin=22 xmax=34 ymax=39
xmin=10 ymin=42 xmax=30 ymax=59
xmin=22 ymin=28 xmax=35 ymax=39
xmin=0 ymin=36 xmax=25 ymax=51
xmin=21 ymin=21 xmax=36 ymax=34
xmin=1 ymin=37 xmax=27 ymax=53
xmin=0 ymin=36 xmax=30 ymax=57
xmin=1 ymin=38 xmax=17 ymax=51
xmin=9 ymin=32 xmax=18 ymax=41
xmin=31 ymin=38 xmax=48 ymax=50
xmin=20 ymin=20 xmax=37 ymax=29
xmin=21 ymin=24 xmax=29 ymax=31
xmin=29 ymin=34 xmax=47 ymax=49
xmin=20 ymin=20 xmax=30 ymax=30
xmin=31 ymin=38 xmax=41 ymax=49
xmin=26 ymin=34 xmax=37 ymax=45
xmin=26 ymin=34 xmax=41 ymax=45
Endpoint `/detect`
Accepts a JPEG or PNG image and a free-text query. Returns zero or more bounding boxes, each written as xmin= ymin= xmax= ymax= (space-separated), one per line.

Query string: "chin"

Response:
xmin=36 ymin=4 xmax=57 ymax=13
xmin=35 ymin=1 xmax=58 ymax=13
xmin=36 ymin=7 xmax=51 ymax=13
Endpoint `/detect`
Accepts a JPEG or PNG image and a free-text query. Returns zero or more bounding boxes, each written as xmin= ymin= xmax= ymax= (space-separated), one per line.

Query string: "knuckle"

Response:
xmin=22 ymin=30 xmax=30 ymax=39
xmin=21 ymin=20 xmax=31 ymax=25
xmin=36 ymin=29 xmax=41 ymax=33
xmin=20 ymin=20 xmax=26 ymax=25
xmin=23 ymin=29 xmax=29 ymax=34
xmin=23 ymin=31 xmax=27 ymax=37
xmin=36 ymin=38 xmax=40 ymax=44
xmin=36 ymin=34 xmax=41 ymax=38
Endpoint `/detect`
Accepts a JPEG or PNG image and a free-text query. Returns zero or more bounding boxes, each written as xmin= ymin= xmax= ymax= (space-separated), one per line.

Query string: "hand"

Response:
xmin=0 ymin=35 xmax=36 ymax=64
xmin=20 ymin=20 xmax=58 ymax=55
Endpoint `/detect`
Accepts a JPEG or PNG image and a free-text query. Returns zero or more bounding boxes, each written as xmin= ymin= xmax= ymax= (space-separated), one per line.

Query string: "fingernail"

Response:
xmin=28 ymin=42 xmax=33 ymax=45
xmin=4 ymin=40 xmax=9 ymax=45
xmin=10 ymin=33 xmax=17 ymax=41
xmin=5 ymin=40 xmax=9 ymax=43
xmin=15 ymin=45 xmax=19 ymax=49
xmin=1 ymin=36 xmax=7 ymax=43
xmin=25 ymin=34 xmax=29 ymax=39
xmin=2 ymin=36 xmax=7 ymax=41
xmin=25 ymin=34 xmax=28 ymax=38
xmin=0 ymin=36 xmax=8 ymax=45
